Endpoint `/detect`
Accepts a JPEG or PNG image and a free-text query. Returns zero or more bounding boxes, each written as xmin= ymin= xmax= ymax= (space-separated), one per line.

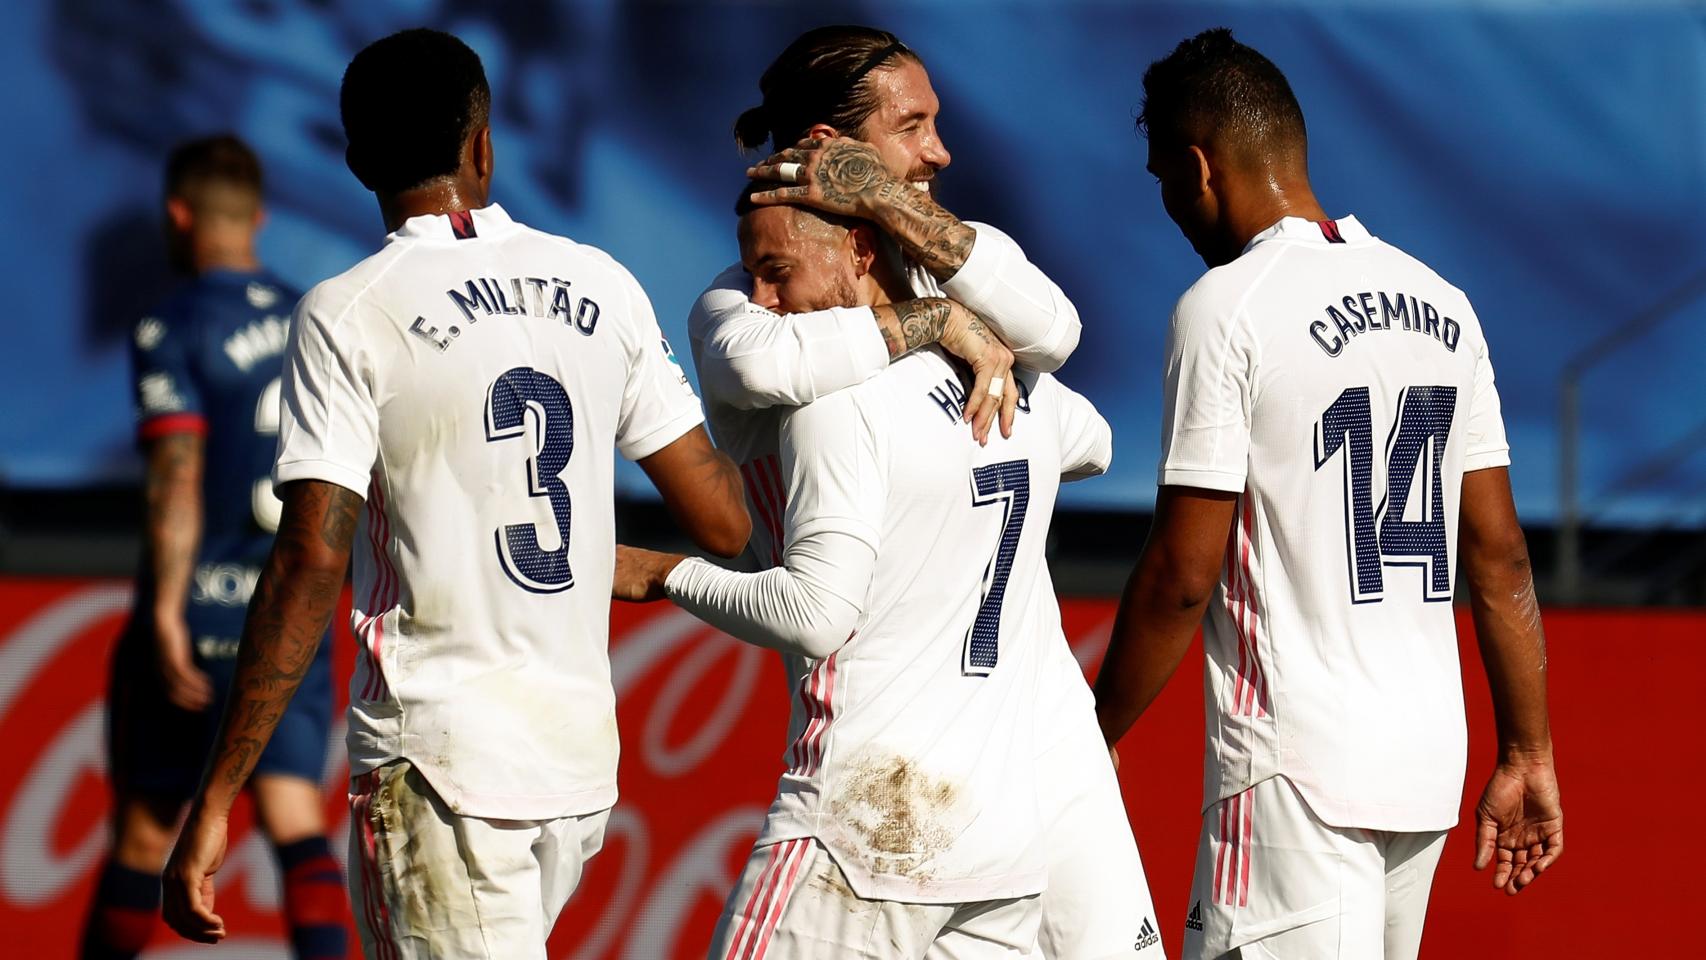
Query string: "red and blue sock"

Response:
xmin=275 ymin=836 xmax=349 ymax=960
xmin=79 ymin=859 xmax=159 ymax=960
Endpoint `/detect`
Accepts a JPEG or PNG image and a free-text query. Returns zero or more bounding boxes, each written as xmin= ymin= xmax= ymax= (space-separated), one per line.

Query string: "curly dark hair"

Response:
xmin=340 ymin=28 xmax=491 ymax=194
xmin=1138 ymin=28 xmax=1307 ymax=158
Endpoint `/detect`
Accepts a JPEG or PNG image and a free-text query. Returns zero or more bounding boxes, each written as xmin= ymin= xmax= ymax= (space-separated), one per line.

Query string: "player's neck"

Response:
xmin=378 ymin=177 xmax=489 ymax=234
xmin=191 ymin=240 xmax=260 ymax=275
xmin=1226 ymin=172 xmax=1329 ymax=260
xmin=866 ymin=252 xmax=912 ymax=307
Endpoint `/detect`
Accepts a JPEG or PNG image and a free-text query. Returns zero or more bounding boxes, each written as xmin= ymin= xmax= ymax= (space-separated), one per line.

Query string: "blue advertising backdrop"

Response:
xmin=2 ymin=0 xmax=1702 ymax=519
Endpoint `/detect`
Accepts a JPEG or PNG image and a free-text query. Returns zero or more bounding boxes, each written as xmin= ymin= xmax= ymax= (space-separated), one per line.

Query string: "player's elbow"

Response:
xmin=693 ymin=509 xmax=752 ymax=560
xmin=780 ymin=616 xmax=854 ymax=660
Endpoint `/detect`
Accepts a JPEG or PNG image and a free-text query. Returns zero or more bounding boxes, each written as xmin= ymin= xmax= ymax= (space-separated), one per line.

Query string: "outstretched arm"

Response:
xmin=1093 ymin=486 xmax=1237 ymax=747
xmin=638 ymin=425 xmax=751 ymax=559
xmin=748 ymin=138 xmax=1082 ymax=371
xmin=162 ymin=479 xmax=360 ymax=944
xmin=1460 ymin=466 xmax=1562 ymax=895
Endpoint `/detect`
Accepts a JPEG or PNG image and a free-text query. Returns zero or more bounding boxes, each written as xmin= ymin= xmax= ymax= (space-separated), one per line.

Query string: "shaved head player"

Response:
xmin=161 ymin=28 xmax=749 ymax=959
xmin=1094 ymin=29 xmax=1564 ymax=960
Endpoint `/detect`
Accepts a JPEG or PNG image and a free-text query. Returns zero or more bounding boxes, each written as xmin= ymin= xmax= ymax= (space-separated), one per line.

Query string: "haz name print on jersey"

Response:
xmin=409 ymin=275 xmax=602 ymax=351
xmin=1309 ymin=290 xmax=1462 ymax=358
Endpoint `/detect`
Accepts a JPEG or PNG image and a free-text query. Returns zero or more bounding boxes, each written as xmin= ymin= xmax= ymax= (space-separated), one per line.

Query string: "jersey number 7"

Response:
xmin=964 ymin=460 xmax=1030 ymax=675
xmin=1313 ymin=385 xmax=1456 ymax=604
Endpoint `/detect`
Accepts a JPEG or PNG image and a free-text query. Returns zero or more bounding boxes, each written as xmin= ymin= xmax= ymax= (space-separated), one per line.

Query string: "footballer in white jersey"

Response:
xmin=683 ymin=24 xmax=1165 ymax=960
xmin=1095 ymin=29 xmax=1563 ymax=960
xmin=619 ymin=195 xmax=1118 ymax=959
xmin=162 ymin=29 xmax=750 ymax=960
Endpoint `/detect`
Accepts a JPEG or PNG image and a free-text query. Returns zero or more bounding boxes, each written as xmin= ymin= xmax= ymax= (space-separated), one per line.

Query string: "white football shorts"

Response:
xmin=708 ymin=837 xmax=1043 ymax=960
xmin=347 ymin=760 xmax=610 ymax=960
xmin=1181 ymin=775 xmax=1446 ymax=960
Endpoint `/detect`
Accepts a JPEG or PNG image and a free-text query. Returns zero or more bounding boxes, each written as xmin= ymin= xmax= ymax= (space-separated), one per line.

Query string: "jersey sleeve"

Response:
xmin=1157 ymin=280 xmax=1255 ymax=493
xmin=1462 ymin=313 xmax=1512 ymax=472
xmin=614 ymin=270 xmax=707 ymax=461
xmin=1036 ymin=374 xmax=1113 ymax=481
xmin=273 ymin=290 xmax=380 ymax=498
xmin=779 ymin=389 xmax=888 ymax=552
xmin=941 ymin=222 xmax=1082 ymax=373
xmin=131 ymin=311 xmax=206 ymax=440
xmin=688 ymin=265 xmax=890 ymax=411
xmin=661 ymin=387 xmax=886 ymax=659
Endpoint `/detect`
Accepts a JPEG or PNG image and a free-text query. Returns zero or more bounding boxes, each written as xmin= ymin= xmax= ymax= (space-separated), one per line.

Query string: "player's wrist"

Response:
xmin=1496 ymin=742 xmax=1554 ymax=767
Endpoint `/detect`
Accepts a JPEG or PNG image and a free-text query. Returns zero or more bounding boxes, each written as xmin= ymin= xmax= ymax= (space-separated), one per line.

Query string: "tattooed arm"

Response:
xmin=748 ymin=138 xmax=974 ymax=278
xmin=690 ymin=275 xmax=1014 ymax=440
xmin=162 ymin=479 xmax=360 ymax=944
xmin=749 ymin=139 xmax=1082 ymax=371
xmin=143 ymin=431 xmax=213 ymax=711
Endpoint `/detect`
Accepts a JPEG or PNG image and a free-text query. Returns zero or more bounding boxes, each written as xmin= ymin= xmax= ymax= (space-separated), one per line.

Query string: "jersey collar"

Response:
xmin=391 ymin=202 xmax=518 ymax=244
xmin=1242 ymin=214 xmax=1372 ymax=255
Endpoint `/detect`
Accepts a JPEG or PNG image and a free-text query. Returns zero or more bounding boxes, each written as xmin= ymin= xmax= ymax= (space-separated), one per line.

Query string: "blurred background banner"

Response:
xmin=2 ymin=0 xmax=1703 ymax=526
xmin=2 ymin=585 xmax=1699 ymax=958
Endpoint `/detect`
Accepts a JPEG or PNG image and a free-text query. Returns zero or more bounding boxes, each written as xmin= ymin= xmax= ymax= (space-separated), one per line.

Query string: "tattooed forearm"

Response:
xmin=199 ymin=481 xmax=359 ymax=803
xmin=870 ymin=180 xmax=977 ymax=280
xmin=144 ymin=433 xmax=204 ymax=622
xmin=872 ymin=298 xmax=954 ymax=359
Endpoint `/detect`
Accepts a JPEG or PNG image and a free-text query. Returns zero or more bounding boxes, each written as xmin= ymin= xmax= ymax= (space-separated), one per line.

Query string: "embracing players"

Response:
xmin=83 ymin=136 xmax=349 ymax=960
xmin=160 ymin=29 xmax=749 ymax=960
xmin=680 ymin=25 xmax=1163 ymax=958
xmin=1094 ymin=29 xmax=1564 ymax=960
xmin=618 ymin=183 xmax=1118 ymax=957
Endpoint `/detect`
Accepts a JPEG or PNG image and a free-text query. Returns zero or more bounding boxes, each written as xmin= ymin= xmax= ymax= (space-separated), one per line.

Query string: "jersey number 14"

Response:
xmin=1313 ymin=385 xmax=1456 ymax=604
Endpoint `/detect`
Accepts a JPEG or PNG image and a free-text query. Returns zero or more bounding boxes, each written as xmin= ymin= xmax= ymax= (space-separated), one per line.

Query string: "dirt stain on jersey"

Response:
xmin=830 ymin=752 xmax=960 ymax=879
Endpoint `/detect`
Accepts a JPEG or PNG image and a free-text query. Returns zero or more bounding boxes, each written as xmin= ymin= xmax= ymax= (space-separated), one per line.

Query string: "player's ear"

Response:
xmin=1187 ymin=144 xmax=1212 ymax=197
xmin=848 ymin=223 xmax=878 ymax=277
xmin=805 ymin=123 xmax=839 ymax=143
xmin=471 ymin=125 xmax=494 ymax=183
xmin=164 ymin=196 xmax=194 ymax=234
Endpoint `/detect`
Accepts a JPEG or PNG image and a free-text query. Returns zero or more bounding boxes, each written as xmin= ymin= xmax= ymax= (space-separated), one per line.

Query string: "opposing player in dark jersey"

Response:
xmin=81 ymin=136 xmax=347 ymax=960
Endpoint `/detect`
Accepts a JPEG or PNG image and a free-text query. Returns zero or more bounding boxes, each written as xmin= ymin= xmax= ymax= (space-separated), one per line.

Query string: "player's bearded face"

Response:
xmin=740 ymin=210 xmax=865 ymax=315
xmin=856 ymin=60 xmax=952 ymax=189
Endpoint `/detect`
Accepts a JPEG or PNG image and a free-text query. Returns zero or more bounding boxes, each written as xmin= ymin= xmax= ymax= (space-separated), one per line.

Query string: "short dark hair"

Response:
xmin=734 ymin=25 xmax=920 ymax=152
xmin=1137 ymin=28 xmax=1307 ymax=159
xmin=340 ymin=28 xmax=491 ymax=194
xmin=165 ymin=134 xmax=262 ymax=206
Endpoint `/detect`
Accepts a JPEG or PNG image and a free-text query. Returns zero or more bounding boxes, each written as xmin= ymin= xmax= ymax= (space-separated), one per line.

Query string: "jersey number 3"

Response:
xmin=486 ymin=367 xmax=575 ymax=593
xmin=1313 ymin=385 xmax=1456 ymax=604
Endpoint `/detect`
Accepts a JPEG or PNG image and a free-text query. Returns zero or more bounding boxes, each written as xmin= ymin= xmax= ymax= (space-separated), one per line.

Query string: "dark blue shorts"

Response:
xmin=107 ymin=593 xmax=333 ymax=805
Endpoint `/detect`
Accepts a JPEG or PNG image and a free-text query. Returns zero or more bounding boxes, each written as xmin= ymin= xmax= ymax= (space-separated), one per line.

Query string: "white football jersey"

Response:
xmin=751 ymin=350 xmax=1113 ymax=904
xmin=1159 ymin=215 xmax=1510 ymax=832
xmin=275 ymin=203 xmax=703 ymax=820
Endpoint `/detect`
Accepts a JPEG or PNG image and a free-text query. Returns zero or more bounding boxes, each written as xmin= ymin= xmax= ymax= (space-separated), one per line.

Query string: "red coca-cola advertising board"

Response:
xmin=0 ymin=578 xmax=1694 ymax=957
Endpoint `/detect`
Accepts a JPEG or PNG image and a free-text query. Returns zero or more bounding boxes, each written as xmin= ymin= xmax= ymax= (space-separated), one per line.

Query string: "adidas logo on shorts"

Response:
xmin=1185 ymin=900 xmax=1205 ymax=932
xmin=1134 ymin=917 xmax=1161 ymax=950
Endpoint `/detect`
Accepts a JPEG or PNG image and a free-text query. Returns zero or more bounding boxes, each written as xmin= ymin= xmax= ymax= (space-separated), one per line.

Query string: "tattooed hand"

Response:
xmin=747 ymin=137 xmax=896 ymax=219
xmin=748 ymin=138 xmax=978 ymax=280
xmin=937 ymin=301 xmax=1019 ymax=444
